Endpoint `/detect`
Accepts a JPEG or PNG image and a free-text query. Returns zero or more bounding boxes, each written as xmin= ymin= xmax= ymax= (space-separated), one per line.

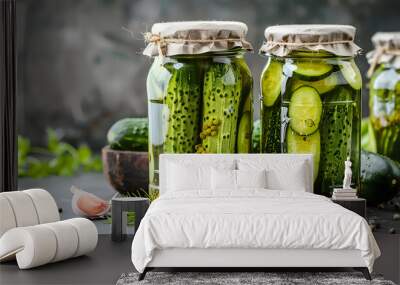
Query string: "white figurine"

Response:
xmin=342 ymin=157 xmax=352 ymax=189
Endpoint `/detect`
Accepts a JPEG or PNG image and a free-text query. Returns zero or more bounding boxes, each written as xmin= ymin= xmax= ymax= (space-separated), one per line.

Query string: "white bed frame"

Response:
xmin=139 ymin=154 xmax=370 ymax=280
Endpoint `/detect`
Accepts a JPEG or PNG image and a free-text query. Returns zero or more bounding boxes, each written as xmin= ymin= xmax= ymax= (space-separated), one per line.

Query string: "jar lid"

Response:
xmin=142 ymin=21 xmax=253 ymax=57
xmin=371 ymin=32 xmax=400 ymax=50
xmin=367 ymin=32 xmax=400 ymax=76
xmin=259 ymin=24 xmax=361 ymax=57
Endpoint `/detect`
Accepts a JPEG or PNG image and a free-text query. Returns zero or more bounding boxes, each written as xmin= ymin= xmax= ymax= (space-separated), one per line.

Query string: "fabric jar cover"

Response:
xmin=259 ymin=24 xmax=361 ymax=57
xmin=142 ymin=21 xmax=253 ymax=57
xmin=366 ymin=32 xmax=400 ymax=77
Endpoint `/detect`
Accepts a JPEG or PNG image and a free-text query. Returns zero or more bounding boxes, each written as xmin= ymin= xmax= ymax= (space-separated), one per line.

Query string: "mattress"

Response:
xmin=131 ymin=190 xmax=380 ymax=273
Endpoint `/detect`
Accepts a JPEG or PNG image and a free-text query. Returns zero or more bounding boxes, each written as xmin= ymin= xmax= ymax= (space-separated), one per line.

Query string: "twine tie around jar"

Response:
xmin=143 ymin=32 xmax=251 ymax=56
xmin=367 ymin=46 xmax=400 ymax=77
xmin=263 ymin=39 xmax=354 ymax=46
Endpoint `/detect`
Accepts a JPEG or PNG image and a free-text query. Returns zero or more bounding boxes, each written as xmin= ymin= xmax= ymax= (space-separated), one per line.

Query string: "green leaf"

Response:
xmin=19 ymin=128 xmax=102 ymax=178
xmin=18 ymin=136 xmax=31 ymax=176
xmin=26 ymin=158 xmax=51 ymax=178
xmin=18 ymin=136 xmax=31 ymax=158
xmin=78 ymin=145 xmax=92 ymax=164
xmin=47 ymin=128 xmax=60 ymax=153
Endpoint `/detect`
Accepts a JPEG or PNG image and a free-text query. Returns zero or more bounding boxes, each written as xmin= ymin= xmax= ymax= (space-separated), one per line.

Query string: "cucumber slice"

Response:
xmin=261 ymin=60 xmax=282 ymax=107
xmin=293 ymin=61 xmax=333 ymax=81
xmin=340 ymin=60 xmax=362 ymax=90
xmin=289 ymin=86 xmax=322 ymax=135
xmin=287 ymin=129 xmax=320 ymax=182
xmin=289 ymin=73 xmax=338 ymax=94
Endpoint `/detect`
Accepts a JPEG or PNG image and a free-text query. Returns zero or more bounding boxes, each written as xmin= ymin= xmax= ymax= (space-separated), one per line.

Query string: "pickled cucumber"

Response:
xmin=340 ymin=60 xmax=362 ymax=90
xmin=287 ymin=129 xmax=320 ymax=182
xmin=200 ymin=62 xmax=242 ymax=153
xmin=289 ymin=86 xmax=322 ymax=135
xmin=289 ymin=73 xmax=338 ymax=94
xmin=262 ymin=98 xmax=281 ymax=153
xmin=236 ymin=57 xmax=253 ymax=108
xmin=261 ymin=60 xmax=282 ymax=107
xmin=316 ymin=87 xmax=355 ymax=195
xmin=237 ymin=111 xmax=251 ymax=153
xmin=293 ymin=61 xmax=333 ymax=81
xmin=163 ymin=62 xmax=202 ymax=153
xmin=236 ymin=58 xmax=253 ymax=153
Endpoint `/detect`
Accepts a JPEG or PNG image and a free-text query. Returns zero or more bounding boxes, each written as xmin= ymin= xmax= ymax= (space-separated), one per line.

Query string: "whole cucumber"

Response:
xmin=359 ymin=150 xmax=400 ymax=205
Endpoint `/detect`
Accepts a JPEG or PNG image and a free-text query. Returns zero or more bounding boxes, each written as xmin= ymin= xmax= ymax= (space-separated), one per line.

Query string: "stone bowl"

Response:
xmin=102 ymin=146 xmax=148 ymax=196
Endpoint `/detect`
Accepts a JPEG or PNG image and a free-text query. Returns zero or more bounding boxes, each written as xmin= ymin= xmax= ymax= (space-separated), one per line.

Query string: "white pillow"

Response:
xmin=166 ymin=162 xmax=211 ymax=191
xmin=236 ymin=169 xmax=267 ymax=189
xmin=237 ymin=158 xmax=310 ymax=192
xmin=211 ymin=168 xmax=236 ymax=190
xmin=265 ymin=162 xmax=308 ymax=191
xmin=211 ymin=169 xmax=267 ymax=190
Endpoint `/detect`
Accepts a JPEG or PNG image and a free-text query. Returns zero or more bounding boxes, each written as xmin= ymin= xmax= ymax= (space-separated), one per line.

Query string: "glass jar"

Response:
xmin=144 ymin=22 xmax=253 ymax=194
xmin=369 ymin=65 xmax=400 ymax=161
xmin=367 ymin=32 xmax=400 ymax=162
xmin=259 ymin=25 xmax=362 ymax=196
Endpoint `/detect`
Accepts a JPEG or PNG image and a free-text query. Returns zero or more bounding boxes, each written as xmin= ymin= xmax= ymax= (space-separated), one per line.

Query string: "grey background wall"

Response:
xmin=16 ymin=0 xmax=400 ymax=149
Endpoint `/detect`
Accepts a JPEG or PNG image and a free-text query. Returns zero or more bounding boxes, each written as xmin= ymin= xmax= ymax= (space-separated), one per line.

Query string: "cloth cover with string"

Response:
xmin=142 ymin=21 xmax=253 ymax=57
xmin=367 ymin=32 xmax=400 ymax=77
xmin=259 ymin=24 xmax=361 ymax=57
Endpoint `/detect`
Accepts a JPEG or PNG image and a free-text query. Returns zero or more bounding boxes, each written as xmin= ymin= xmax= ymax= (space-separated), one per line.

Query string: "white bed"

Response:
xmin=131 ymin=154 xmax=380 ymax=280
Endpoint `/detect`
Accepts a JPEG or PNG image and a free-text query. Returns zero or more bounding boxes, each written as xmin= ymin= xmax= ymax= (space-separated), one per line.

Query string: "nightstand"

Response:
xmin=332 ymin=198 xmax=366 ymax=218
xmin=111 ymin=196 xmax=150 ymax=242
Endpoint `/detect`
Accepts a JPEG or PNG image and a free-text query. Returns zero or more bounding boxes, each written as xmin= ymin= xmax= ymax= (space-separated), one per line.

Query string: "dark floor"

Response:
xmin=0 ymin=235 xmax=134 ymax=285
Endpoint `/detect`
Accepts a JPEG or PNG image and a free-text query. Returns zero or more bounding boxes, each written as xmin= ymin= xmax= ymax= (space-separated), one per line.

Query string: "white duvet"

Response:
xmin=131 ymin=190 xmax=380 ymax=273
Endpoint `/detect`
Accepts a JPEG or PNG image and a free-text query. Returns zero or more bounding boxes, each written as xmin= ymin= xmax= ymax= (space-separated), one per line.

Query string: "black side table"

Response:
xmin=111 ymin=196 xmax=150 ymax=242
xmin=332 ymin=198 xmax=366 ymax=218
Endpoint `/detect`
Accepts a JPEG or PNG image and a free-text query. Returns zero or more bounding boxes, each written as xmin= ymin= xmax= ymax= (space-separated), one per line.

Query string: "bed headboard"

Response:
xmin=159 ymin=153 xmax=314 ymax=195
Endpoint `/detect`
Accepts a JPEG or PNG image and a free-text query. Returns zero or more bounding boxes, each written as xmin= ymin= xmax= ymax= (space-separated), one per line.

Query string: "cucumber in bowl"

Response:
xmin=288 ymin=86 xmax=322 ymax=135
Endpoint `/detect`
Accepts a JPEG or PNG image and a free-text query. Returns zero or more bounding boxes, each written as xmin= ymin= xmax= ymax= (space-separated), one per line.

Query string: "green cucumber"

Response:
xmin=289 ymin=73 xmax=338 ymax=95
xmin=261 ymin=60 xmax=282 ymax=107
xmin=359 ymin=150 xmax=400 ymax=205
xmin=288 ymin=86 xmax=322 ymax=135
xmin=340 ymin=60 xmax=362 ymax=90
xmin=200 ymin=62 xmax=242 ymax=153
xmin=107 ymin=118 xmax=148 ymax=151
xmin=293 ymin=61 xmax=333 ymax=81
xmin=262 ymin=98 xmax=281 ymax=153
xmin=287 ymin=129 xmax=320 ymax=182
xmin=237 ymin=111 xmax=251 ymax=153
xmin=316 ymin=88 xmax=354 ymax=196
xmin=163 ymin=62 xmax=202 ymax=153
xmin=236 ymin=58 xmax=253 ymax=107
